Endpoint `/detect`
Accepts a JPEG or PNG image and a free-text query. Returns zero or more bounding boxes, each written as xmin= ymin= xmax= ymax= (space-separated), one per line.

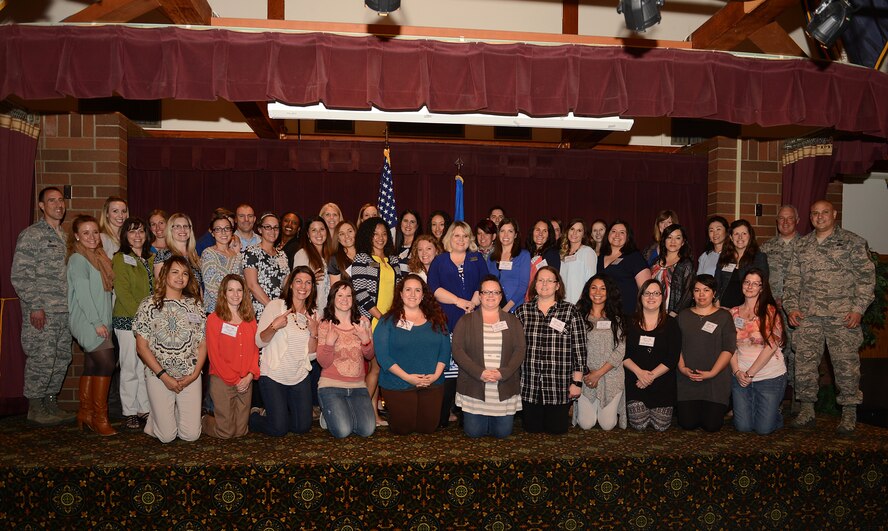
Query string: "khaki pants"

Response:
xmin=145 ymin=372 xmax=202 ymax=443
xmin=202 ymin=375 xmax=251 ymax=439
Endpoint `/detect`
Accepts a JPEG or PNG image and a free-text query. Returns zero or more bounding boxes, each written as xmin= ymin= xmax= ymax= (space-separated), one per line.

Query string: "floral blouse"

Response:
xmin=133 ymin=297 xmax=206 ymax=379
xmin=243 ymin=245 xmax=290 ymax=319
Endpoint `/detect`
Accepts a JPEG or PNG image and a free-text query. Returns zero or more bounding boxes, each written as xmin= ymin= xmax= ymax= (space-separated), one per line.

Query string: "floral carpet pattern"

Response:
xmin=0 ymin=415 xmax=885 ymax=529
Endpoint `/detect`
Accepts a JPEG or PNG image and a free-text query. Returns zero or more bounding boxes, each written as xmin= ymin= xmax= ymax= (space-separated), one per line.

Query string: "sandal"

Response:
xmin=124 ymin=415 xmax=141 ymax=430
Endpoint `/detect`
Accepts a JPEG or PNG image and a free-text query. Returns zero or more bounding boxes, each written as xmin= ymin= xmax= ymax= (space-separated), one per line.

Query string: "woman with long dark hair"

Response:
xmin=716 ymin=219 xmax=769 ymax=308
xmin=428 ymin=210 xmax=452 ymax=243
xmin=243 ymin=212 xmax=289 ymax=319
xmin=623 ymin=279 xmax=682 ymax=431
xmin=293 ymin=216 xmax=332 ymax=310
xmin=597 ymin=219 xmax=651 ymax=314
xmin=560 ymin=218 xmax=597 ymax=304
xmin=650 ymin=224 xmax=694 ymax=315
xmin=374 ymin=274 xmax=451 ymax=435
xmin=328 ymin=220 xmax=358 ymax=284
xmin=395 ymin=209 xmax=422 ymax=266
xmin=526 ymin=219 xmax=561 ymax=298
xmin=487 ymin=218 xmax=530 ymax=313
xmin=697 ymin=216 xmax=729 ymax=276
xmin=574 ymin=274 xmax=627 ymax=430
xmin=730 ymin=268 xmax=787 ymax=435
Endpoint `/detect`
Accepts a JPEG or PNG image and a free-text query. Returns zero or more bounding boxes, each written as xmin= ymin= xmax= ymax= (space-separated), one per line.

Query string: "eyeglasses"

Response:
xmin=742 ymin=281 xmax=762 ymax=287
xmin=171 ymin=224 xmax=191 ymax=231
xmin=480 ymin=290 xmax=502 ymax=296
xmin=536 ymin=278 xmax=558 ymax=285
xmin=643 ymin=291 xmax=662 ymax=297
xmin=261 ymin=225 xmax=280 ymax=231
xmin=212 ymin=227 xmax=233 ymax=234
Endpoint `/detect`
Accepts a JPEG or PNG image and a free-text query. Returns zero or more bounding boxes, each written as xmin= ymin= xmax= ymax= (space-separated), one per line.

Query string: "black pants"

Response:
xmin=676 ymin=400 xmax=727 ymax=432
xmin=439 ymin=378 xmax=457 ymax=428
xmin=522 ymin=401 xmax=571 ymax=434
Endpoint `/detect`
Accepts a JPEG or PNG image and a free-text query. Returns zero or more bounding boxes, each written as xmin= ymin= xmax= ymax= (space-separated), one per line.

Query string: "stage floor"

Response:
xmin=1 ymin=413 xmax=886 ymax=529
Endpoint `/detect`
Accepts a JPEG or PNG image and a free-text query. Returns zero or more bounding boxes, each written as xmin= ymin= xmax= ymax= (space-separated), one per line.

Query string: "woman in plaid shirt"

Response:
xmin=515 ymin=266 xmax=586 ymax=434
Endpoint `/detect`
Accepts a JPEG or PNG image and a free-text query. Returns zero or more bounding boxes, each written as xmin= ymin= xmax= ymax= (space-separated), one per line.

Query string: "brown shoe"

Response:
xmin=88 ymin=376 xmax=118 ymax=436
xmin=76 ymin=376 xmax=93 ymax=431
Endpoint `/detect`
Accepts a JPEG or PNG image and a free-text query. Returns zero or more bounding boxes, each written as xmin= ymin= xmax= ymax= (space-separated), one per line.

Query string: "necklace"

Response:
xmin=290 ymin=311 xmax=309 ymax=330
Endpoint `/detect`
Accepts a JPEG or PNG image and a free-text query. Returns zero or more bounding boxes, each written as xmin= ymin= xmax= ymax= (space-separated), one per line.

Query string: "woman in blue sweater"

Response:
xmin=374 ymin=274 xmax=451 ymax=435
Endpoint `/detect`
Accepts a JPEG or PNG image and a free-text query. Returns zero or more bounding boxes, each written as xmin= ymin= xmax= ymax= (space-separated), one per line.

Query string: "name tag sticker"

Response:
xmin=563 ymin=254 xmax=577 ymax=263
xmin=186 ymin=313 xmax=202 ymax=325
xmin=668 ymin=311 xmax=678 ymax=318
xmin=469 ymin=256 xmax=478 ymax=262
xmin=396 ymin=319 xmax=414 ymax=331
xmin=370 ymin=261 xmax=380 ymax=269
xmin=491 ymin=321 xmax=509 ymax=332
xmin=123 ymin=254 xmax=137 ymax=266
xmin=639 ymin=335 xmax=656 ymax=347
xmin=611 ymin=257 xmax=623 ymax=266
xmin=595 ymin=320 xmax=612 ymax=330
xmin=702 ymin=321 xmax=718 ymax=333
xmin=722 ymin=263 xmax=737 ymax=273
xmin=499 ymin=261 xmax=513 ymax=271
xmin=734 ymin=317 xmax=746 ymax=329
xmin=536 ymin=259 xmax=548 ymax=270
xmin=221 ymin=323 xmax=238 ymax=337
xmin=549 ymin=317 xmax=566 ymax=332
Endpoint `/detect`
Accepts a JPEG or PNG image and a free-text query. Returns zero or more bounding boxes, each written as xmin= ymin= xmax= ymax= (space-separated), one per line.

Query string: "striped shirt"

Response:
xmin=456 ymin=323 xmax=522 ymax=415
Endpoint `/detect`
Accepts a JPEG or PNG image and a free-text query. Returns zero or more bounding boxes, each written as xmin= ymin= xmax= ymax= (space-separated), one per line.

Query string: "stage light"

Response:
xmin=617 ymin=0 xmax=664 ymax=32
xmin=805 ymin=0 xmax=852 ymax=48
xmin=364 ymin=0 xmax=401 ymax=16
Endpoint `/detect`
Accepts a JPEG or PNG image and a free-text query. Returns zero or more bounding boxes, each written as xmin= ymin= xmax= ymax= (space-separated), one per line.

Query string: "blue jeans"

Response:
xmin=318 ymin=386 xmax=376 ymax=438
xmin=462 ymin=412 xmax=515 ymax=439
xmin=249 ymin=376 xmax=312 ymax=437
xmin=732 ymin=373 xmax=786 ymax=435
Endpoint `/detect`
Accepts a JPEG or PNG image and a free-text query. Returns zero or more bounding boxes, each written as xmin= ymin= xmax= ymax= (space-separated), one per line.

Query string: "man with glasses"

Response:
xmin=235 ymin=203 xmax=260 ymax=249
xmin=783 ymin=200 xmax=875 ymax=434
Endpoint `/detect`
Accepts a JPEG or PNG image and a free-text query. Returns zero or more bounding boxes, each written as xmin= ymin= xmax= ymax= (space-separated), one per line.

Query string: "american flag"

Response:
xmin=377 ymin=147 xmax=398 ymax=229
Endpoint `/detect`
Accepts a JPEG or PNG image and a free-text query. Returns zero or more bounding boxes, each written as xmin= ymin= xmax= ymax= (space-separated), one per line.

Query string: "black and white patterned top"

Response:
xmin=133 ymin=297 xmax=206 ymax=379
xmin=515 ymin=298 xmax=586 ymax=405
xmin=243 ymin=245 xmax=290 ymax=319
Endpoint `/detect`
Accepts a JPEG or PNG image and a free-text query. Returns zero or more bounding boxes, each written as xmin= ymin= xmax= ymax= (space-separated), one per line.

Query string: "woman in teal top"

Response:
xmin=373 ymin=274 xmax=451 ymax=435
xmin=67 ymin=215 xmax=116 ymax=436
xmin=112 ymin=217 xmax=155 ymax=430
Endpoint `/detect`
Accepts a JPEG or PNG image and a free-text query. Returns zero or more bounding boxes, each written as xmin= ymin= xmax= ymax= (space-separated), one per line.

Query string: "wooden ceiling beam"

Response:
xmin=563 ymin=0 xmax=579 ymax=35
xmin=268 ymin=0 xmax=285 ymax=21
xmin=690 ymin=0 xmax=798 ymax=51
xmin=64 ymin=0 xmax=161 ymax=23
xmin=747 ymin=21 xmax=807 ymax=56
xmin=156 ymin=0 xmax=212 ymax=25
xmin=235 ymin=101 xmax=283 ymax=139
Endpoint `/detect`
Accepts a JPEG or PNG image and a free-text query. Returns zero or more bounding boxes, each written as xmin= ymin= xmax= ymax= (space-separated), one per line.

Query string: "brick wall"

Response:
xmin=34 ymin=112 xmax=147 ymax=407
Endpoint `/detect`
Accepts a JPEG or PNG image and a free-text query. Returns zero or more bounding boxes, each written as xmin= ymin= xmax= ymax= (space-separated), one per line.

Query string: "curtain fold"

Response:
xmin=0 ymin=112 xmax=40 ymax=416
xmin=781 ymin=138 xmax=834 ymax=235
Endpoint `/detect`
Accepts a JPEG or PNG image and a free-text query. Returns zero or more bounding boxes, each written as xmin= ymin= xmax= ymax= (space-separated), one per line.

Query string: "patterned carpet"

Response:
xmin=0 ymin=414 xmax=885 ymax=529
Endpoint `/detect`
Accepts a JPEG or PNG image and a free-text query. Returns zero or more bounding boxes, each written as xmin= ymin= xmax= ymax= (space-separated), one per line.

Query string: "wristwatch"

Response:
xmin=571 ymin=380 xmax=583 ymax=387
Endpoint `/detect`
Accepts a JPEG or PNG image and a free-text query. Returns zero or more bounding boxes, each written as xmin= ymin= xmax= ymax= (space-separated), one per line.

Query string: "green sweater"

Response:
xmin=112 ymin=251 xmax=154 ymax=324
xmin=67 ymin=253 xmax=113 ymax=352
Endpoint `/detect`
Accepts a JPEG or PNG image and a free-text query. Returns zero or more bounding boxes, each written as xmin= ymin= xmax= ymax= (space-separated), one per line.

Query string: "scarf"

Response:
xmin=74 ymin=241 xmax=115 ymax=292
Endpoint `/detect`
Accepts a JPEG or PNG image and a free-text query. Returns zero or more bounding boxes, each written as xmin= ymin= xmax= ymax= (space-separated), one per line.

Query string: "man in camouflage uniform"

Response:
xmin=760 ymin=205 xmax=801 ymax=409
xmin=10 ymin=187 xmax=75 ymax=425
xmin=783 ymin=200 xmax=875 ymax=434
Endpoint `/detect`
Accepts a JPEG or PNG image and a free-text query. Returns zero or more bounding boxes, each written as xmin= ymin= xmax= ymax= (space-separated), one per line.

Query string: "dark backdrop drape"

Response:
xmin=0 ymin=114 xmax=39 ymax=416
xmin=128 ymin=139 xmax=708 ymax=255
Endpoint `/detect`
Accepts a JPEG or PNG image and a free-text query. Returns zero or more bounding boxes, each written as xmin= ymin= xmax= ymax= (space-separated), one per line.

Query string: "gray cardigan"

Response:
xmin=451 ymin=309 xmax=526 ymax=402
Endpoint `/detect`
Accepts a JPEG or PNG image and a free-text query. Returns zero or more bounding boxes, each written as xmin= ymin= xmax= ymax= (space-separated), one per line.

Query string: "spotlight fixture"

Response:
xmin=364 ymin=0 xmax=401 ymax=16
xmin=617 ymin=0 xmax=664 ymax=32
xmin=805 ymin=0 xmax=852 ymax=48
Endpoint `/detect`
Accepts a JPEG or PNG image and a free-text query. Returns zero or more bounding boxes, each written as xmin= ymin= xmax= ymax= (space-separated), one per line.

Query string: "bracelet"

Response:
xmin=571 ymin=380 xmax=583 ymax=387
xmin=155 ymin=369 xmax=167 ymax=379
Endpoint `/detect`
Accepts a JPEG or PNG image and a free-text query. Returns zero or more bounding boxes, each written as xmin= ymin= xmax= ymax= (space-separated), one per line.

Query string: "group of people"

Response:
xmin=11 ymin=189 xmax=875 ymax=443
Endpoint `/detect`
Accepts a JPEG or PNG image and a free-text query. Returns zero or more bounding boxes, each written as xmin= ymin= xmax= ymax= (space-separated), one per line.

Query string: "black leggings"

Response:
xmin=83 ymin=348 xmax=117 ymax=377
xmin=522 ymin=402 xmax=571 ymax=434
xmin=676 ymin=400 xmax=727 ymax=432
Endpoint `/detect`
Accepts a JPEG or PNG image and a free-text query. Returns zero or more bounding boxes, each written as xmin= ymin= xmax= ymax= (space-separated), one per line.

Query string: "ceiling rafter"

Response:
xmin=235 ymin=102 xmax=285 ymax=140
xmin=64 ymin=0 xmax=211 ymax=24
xmin=690 ymin=0 xmax=801 ymax=53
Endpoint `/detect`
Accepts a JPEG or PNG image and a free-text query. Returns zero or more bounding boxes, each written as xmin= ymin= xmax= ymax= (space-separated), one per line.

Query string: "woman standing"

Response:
xmin=697 ymin=216 xmax=729 ymax=276
xmin=475 ymin=219 xmax=498 ymax=262
xmin=526 ymin=219 xmax=561 ymax=295
xmin=623 ymin=279 xmax=682 ymax=431
xmin=650 ymin=224 xmax=695 ymax=315
xmin=328 ymin=220 xmax=358 ymax=284
xmin=243 ymin=212 xmax=289 ymax=320
xmin=716 ymin=220 xmax=769 ymax=308
xmin=589 ymin=219 xmax=607 ymax=256
xmin=99 ymin=196 xmax=128 ymax=259
xmin=249 ymin=266 xmax=319 ymax=436
xmin=487 ymin=218 xmax=531 ymax=313
xmin=642 ymin=210 xmax=679 ymax=266
xmin=293 ymin=216 xmax=332 ymax=311
xmin=317 ymin=281 xmax=377 ymax=438
xmin=201 ymin=213 xmax=243 ymax=314
xmin=428 ymin=210 xmax=452 ymax=243
xmin=374 ymin=275 xmax=451 ymax=435
xmin=134 ymin=256 xmax=207 ymax=443
xmin=597 ymin=220 xmax=651 ymax=314
xmin=319 ymin=202 xmax=343 ymax=257
xmin=428 ymin=221 xmax=487 ymax=427
xmin=112 ymin=217 xmax=154 ymax=431
xmin=515 ymin=266 xmax=586 ymax=434
xmin=68 ymin=215 xmax=117 ymax=436
xmin=279 ymin=211 xmax=302 ymax=266
xmin=406 ymin=234 xmax=443 ymax=281
xmin=202 ymin=275 xmax=259 ymax=439
xmin=395 ymin=209 xmax=422 ymax=266
xmin=357 ymin=204 xmax=379 ymax=227
xmin=676 ymin=274 xmax=737 ymax=432
xmin=730 ymin=268 xmax=786 ymax=435
xmin=452 ymin=276 xmax=525 ymax=438
xmin=148 ymin=210 xmax=168 ymax=254
xmin=560 ymin=218 xmax=598 ymax=304
xmin=574 ymin=274 xmax=627 ymax=430
xmin=154 ymin=213 xmax=203 ymax=291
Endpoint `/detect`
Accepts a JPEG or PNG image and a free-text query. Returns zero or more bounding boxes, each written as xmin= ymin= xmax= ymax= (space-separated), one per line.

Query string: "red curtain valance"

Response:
xmin=3 ymin=25 xmax=888 ymax=139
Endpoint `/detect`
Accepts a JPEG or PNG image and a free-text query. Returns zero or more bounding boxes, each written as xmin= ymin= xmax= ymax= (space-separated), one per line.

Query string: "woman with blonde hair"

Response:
xmin=154 ymin=213 xmax=202 ymax=289
xmin=319 ymin=202 xmax=344 ymax=256
xmin=98 ymin=196 xmax=129 ymax=259
xmin=148 ymin=209 xmax=168 ymax=253
xmin=357 ymin=203 xmax=379 ymax=227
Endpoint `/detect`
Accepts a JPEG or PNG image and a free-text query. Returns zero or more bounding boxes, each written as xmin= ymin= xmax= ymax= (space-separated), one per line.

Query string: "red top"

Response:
xmin=206 ymin=313 xmax=260 ymax=386
xmin=316 ymin=321 xmax=375 ymax=384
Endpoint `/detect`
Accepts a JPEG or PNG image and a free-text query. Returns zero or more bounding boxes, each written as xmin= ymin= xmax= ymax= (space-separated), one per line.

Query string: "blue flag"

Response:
xmin=377 ymin=148 xmax=398 ymax=229
xmin=454 ymin=174 xmax=464 ymax=222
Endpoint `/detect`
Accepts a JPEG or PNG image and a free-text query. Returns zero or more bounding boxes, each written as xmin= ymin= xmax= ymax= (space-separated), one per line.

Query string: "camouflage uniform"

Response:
xmin=761 ymin=234 xmax=800 ymax=391
xmin=782 ymin=227 xmax=875 ymax=407
xmin=10 ymin=219 xmax=71 ymax=400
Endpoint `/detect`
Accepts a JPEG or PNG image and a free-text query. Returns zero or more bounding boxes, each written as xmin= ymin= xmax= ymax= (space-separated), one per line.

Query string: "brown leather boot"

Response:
xmin=89 ymin=376 xmax=118 ymax=436
xmin=76 ymin=376 xmax=93 ymax=431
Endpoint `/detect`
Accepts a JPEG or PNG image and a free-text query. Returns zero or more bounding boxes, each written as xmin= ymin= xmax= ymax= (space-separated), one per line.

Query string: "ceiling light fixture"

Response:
xmin=805 ymin=0 xmax=853 ymax=48
xmin=364 ymin=0 xmax=401 ymax=16
xmin=267 ymin=102 xmax=634 ymax=132
xmin=617 ymin=0 xmax=664 ymax=32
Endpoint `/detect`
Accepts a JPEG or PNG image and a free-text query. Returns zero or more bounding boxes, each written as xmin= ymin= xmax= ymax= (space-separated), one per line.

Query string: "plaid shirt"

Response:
xmin=516 ymin=298 xmax=586 ymax=405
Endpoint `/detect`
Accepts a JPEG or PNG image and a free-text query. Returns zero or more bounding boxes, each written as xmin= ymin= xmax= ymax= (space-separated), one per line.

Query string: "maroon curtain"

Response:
xmin=2 ymin=25 xmax=888 ymax=139
xmin=781 ymin=139 xmax=834 ymax=235
xmin=128 ymin=138 xmax=708 ymax=256
xmin=0 ymin=114 xmax=39 ymax=416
